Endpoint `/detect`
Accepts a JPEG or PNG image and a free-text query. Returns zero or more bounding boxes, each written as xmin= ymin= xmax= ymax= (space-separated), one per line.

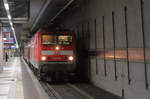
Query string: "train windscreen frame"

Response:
xmin=41 ymin=34 xmax=73 ymax=46
xmin=58 ymin=35 xmax=72 ymax=45
xmin=42 ymin=35 xmax=57 ymax=45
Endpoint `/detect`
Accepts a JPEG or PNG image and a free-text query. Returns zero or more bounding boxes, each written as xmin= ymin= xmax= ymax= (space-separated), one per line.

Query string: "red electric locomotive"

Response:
xmin=24 ymin=29 xmax=76 ymax=80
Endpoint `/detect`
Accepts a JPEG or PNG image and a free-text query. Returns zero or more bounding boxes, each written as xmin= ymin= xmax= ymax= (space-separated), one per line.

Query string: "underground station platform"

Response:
xmin=0 ymin=57 xmax=121 ymax=99
xmin=1 ymin=0 xmax=150 ymax=99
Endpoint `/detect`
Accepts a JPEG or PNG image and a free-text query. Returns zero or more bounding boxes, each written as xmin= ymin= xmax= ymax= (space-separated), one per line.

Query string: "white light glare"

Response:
xmin=41 ymin=56 xmax=46 ymax=61
xmin=8 ymin=15 xmax=11 ymax=20
xmin=10 ymin=21 xmax=13 ymax=26
xmin=3 ymin=38 xmax=7 ymax=40
xmin=69 ymin=56 xmax=74 ymax=61
xmin=4 ymin=4 xmax=9 ymax=10
xmin=11 ymin=27 xmax=14 ymax=31
xmin=15 ymin=43 xmax=19 ymax=48
xmin=55 ymin=46 xmax=60 ymax=50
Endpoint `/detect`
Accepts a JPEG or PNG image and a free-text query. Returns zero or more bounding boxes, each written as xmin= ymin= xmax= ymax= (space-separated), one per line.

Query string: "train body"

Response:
xmin=24 ymin=29 xmax=76 ymax=80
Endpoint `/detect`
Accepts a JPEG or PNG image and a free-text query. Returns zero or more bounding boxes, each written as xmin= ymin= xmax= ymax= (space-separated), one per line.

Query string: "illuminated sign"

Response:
xmin=4 ymin=32 xmax=10 ymax=42
xmin=11 ymin=45 xmax=16 ymax=49
xmin=3 ymin=38 xmax=14 ymax=44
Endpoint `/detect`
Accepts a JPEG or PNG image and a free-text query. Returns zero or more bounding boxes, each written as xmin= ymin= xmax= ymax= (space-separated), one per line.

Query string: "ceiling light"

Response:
xmin=11 ymin=27 xmax=14 ymax=31
xmin=4 ymin=4 xmax=9 ymax=10
xmin=10 ymin=22 xmax=13 ymax=26
xmin=8 ymin=15 xmax=11 ymax=20
xmin=3 ymin=0 xmax=19 ymax=48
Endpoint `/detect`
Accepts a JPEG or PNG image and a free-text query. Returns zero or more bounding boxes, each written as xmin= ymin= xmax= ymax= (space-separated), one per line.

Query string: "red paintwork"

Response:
xmin=24 ymin=29 xmax=76 ymax=63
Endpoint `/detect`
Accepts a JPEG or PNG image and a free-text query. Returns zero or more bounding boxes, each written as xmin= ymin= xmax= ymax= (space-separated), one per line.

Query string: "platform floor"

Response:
xmin=0 ymin=57 xmax=121 ymax=99
xmin=0 ymin=57 xmax=49 ymax=99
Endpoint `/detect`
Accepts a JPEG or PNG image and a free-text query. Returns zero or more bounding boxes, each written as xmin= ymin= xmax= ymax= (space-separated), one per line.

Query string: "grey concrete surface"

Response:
xmin=0 ymin=57 xmax=49 ymax=99
xmin=60 ymin=0 xmax=150 ymax=99
xmin=0 ymin=58 xmax=17 ymax=99
xmin=0 ymin=24 xmax=3 ymax=71
xmin=21 ymin=57 xmax=49 ymax=99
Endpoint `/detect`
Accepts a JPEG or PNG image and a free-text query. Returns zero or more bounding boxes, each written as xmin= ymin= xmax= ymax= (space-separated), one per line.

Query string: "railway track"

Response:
xmin=41 ymin=82 xmax=62 ymax=99
xmin=24 ymin=58 xmax=93 ymax=99
xmin=41 ymin=82 xmax=94 ymax=99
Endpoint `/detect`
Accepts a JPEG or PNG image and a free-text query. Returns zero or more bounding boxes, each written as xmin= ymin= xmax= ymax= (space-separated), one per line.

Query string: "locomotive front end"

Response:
xmin=39 ymin=32 xmax=76 ymax=73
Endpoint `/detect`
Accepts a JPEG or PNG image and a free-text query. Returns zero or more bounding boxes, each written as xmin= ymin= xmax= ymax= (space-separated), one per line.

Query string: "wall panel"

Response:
xmin=114 ymin=8 xmax=126 ymax=48
xmin=62 ymin=0 xmax=150 ymax=98
xmin=127 ymin=0 xmax=143 ymax=48
xmin=89 ymin=20 xmax=96 ymax=49
xmin=105 ymin=13 xmax=114 ymax=49
xmin=96 ymin=17 xmax=104 ymax=49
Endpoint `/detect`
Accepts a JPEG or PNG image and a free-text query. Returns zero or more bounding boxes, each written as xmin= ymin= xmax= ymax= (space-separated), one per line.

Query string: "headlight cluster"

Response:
xmin=41 ymin=56 xmax=46 ymax=61
xmin=55 ymin=46 xmax=60 ymax=50
xmin=68 ymin=56 xmax=74 ymax=61
xmin=41 ymin=56 xmax=74 ymax=61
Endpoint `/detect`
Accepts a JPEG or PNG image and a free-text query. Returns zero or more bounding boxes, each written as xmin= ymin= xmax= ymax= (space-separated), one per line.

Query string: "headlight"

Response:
xmin=68 ymin=56 xmax=74 ymax=61
xmin=55 ymin=46 xmax=60 ymax=50
xmin=41 ymin=56 xmax=46 ymax=61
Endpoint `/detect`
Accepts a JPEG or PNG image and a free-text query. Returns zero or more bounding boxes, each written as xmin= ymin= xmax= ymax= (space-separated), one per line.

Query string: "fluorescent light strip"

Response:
xmin=11 ymin=27 xmax=14 ymax=31
xmin=10 ymin=21 xmax=13 ymax=26
xmin=11 ymin=26 xmax=19 ymax=47
xmin=3 ymin=0 xmax=19 ymax=48
xmin=8 ymin=15 xmax=11 ymax=20
xmin=13 ymin=30 xmax=19 ymax=48
xmin=4 ymin=4 xmax=9 ymax=10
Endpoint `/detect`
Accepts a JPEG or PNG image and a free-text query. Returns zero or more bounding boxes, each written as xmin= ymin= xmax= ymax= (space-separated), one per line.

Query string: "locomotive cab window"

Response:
xmin=42 ymin=35 xmax=57 ymax=45
xmin=58 ymin=35 xmax=72 ymax=45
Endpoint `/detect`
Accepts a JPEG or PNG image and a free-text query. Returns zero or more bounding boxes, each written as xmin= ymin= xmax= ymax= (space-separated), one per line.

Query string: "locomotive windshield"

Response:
xmin=42 ymin=35 xmax=57 ymax=45
xmin=58 ymin=35 xmax=72 ymax=45
xmin=42 ymin=34 xmax=72 ymax=45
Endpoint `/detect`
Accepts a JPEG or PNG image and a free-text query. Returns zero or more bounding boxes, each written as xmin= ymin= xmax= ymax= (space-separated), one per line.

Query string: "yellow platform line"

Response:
xmin=16 ymin=59 xmax=24 ymax=99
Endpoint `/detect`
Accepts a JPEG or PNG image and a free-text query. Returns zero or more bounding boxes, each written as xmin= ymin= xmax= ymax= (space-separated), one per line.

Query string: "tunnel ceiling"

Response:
xmin=21 ymin=0 xmax=80 ymax=42
xmin=0 ymin=0 xmax=81 ymax=45
xmin=0 ymin=0 xmax=29 ymax=24
xmin=26 ymin=0 xmax=77 ymax=33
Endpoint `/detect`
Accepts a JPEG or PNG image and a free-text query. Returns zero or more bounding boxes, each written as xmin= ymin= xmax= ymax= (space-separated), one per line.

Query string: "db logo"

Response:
xmin=54 ymin=51 xmax=61 ymax=55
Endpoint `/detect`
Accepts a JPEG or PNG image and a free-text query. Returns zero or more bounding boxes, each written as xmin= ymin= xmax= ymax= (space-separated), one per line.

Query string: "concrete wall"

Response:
xmin=62 ymin=0 xmax=150 ymax=99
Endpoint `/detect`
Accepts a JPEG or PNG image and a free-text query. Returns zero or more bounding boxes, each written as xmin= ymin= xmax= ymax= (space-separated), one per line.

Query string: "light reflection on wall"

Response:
xmin=97 ymin=48 xmax=150 ymax=63
xmin=115 ymin=50 xmax=126 ymax=60
xmin=128 ymin=48 xmax=144 ymax=62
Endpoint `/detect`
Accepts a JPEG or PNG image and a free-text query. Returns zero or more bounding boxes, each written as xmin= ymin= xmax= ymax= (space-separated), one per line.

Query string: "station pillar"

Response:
xmin=0 ymin=23 xmax=3 ymax=71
